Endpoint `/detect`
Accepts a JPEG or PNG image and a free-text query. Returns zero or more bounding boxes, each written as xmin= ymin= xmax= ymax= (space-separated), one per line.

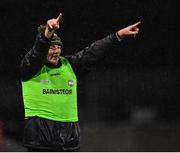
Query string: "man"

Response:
xmin=20 ymin=13 xmax=140 ymax=151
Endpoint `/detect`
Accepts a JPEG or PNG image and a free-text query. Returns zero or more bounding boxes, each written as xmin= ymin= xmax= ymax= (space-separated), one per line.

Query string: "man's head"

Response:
xmin=47 ymin=33 xmax=63 ymax=66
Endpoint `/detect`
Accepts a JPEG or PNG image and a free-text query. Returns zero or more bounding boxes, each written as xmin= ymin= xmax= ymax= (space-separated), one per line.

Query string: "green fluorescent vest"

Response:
xmin=22 ymin=57 xmax=78 ymax=122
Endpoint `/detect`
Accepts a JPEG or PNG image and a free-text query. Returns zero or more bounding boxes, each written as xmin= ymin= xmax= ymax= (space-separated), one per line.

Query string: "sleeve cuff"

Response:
xmin=115 ymin=32 xmax=122 ymax=42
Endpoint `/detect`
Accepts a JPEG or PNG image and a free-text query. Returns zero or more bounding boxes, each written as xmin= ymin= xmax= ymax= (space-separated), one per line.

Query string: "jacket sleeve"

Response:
xmin=20 ymin=33 xmax=51 ymax=81
xmin=66 ymin=33 xmax=121 ymax=77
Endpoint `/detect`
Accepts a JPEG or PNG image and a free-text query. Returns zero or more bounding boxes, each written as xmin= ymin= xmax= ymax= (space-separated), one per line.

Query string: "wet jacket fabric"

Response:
xmin=20 ymin=32 xmax=120 ymax=151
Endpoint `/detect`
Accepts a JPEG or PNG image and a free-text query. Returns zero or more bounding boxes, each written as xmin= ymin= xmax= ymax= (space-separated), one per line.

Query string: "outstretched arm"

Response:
xmin=68 ymin=21 xmax=141 ymax=76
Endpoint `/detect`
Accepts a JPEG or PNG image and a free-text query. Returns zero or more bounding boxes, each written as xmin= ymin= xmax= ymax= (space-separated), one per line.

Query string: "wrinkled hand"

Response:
xmin=44 ymin=13 xmax=62 ymax=38
xmin=117 ymin=21 xmax=141 ymax=39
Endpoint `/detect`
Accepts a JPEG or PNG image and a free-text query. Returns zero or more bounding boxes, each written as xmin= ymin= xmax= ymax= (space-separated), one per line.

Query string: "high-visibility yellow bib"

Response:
xmin=22 ymin=56 xmax=78 ymax=122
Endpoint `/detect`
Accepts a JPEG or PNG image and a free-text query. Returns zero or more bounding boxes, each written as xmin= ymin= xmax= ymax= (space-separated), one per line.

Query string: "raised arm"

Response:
xmin=67 ymin=21 xmax=141 ymax=76
xmin=20 ymin=14 xmax=62 ymax=81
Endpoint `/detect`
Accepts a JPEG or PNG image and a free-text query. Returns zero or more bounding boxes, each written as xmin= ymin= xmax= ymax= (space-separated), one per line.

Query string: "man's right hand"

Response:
xmin=44 ymin=13 xmax=62 ymax=38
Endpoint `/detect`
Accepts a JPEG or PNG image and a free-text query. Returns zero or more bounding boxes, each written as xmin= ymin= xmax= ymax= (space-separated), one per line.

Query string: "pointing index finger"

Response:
xmin=56 ymin=13 xmax=62 ymax=23
xmin=131 ymin=21 xmax=141 ymax=27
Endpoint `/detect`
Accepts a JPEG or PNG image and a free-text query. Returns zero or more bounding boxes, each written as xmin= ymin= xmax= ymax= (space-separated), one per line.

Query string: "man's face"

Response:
xmin=47 ymin=44 xmax=61 ymax=66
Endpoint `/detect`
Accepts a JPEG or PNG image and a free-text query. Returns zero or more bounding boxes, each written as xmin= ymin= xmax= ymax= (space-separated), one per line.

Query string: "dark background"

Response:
xmin=0 ymin=0 xmax=180 ymax=151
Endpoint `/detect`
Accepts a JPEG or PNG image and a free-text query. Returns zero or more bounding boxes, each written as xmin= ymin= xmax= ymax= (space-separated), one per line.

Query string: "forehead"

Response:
xmin=50 ymin=44 xmax=61 ymax=48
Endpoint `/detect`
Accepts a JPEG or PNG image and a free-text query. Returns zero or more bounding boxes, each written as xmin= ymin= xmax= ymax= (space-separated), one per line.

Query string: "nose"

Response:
xmin=53 ymin=48 xmax=60 ymax=53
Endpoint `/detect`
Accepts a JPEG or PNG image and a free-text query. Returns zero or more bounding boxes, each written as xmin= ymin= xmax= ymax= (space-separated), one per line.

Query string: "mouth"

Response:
xmin=52 ymin=55 xmax=59 ymax=59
